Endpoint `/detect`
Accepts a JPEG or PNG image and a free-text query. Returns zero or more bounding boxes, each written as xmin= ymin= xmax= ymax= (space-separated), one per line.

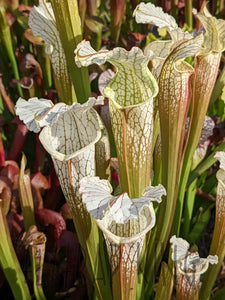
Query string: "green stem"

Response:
xmin=50 ymin=0 xmax=91 ymax=103
xmin=144 ymin=132 xmax=181 ymax=296
xmin=182 ymin=178 xmax=197 ymax=238
xmin=0 ymin=7 xmax=22 ymax=97
xmin=18 ymin=154 xmax=35 ymax=231
xmin=185 ymin=0 xmax=193 ymax=30
xmin=187 ymin=142 xmax=225 ymax=186
xmin=171 ymin=0 xmax=178 ymax=20
xmin=0 ymin=201 xmax=31 ymax=300
xmin=36 ymin=45 xmax=52 ymax=92
xmin=216 ymin=0 xmax=224 ymax=17
xmin=172 ymin=157 xmax=192 ymax=236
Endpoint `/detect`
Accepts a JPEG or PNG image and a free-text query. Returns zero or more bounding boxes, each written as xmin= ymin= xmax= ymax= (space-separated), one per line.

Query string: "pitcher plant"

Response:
xmin=10 ymin=0 xmax=225 ymax=299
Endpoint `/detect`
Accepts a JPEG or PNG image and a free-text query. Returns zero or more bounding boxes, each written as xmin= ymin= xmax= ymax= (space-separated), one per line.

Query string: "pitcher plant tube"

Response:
xmin=15 ymin=96 xmax=112 ymax=299
xmin=200 ymin=151 xmax=225 ymax=299
xmin=177 ymin=5 xmax=225 ymax=237
xmin=79 ymin=176 xmax=166 ymax=300
xmin=170 ymin=235 xmax=218 ymax=300
xmin=28 ymin=0 xmax=76 ymax=103
xmin=75 ymin=41 xmax=158 ymax=199
xmin=133 ymin=2 xmax=204 ymax=291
